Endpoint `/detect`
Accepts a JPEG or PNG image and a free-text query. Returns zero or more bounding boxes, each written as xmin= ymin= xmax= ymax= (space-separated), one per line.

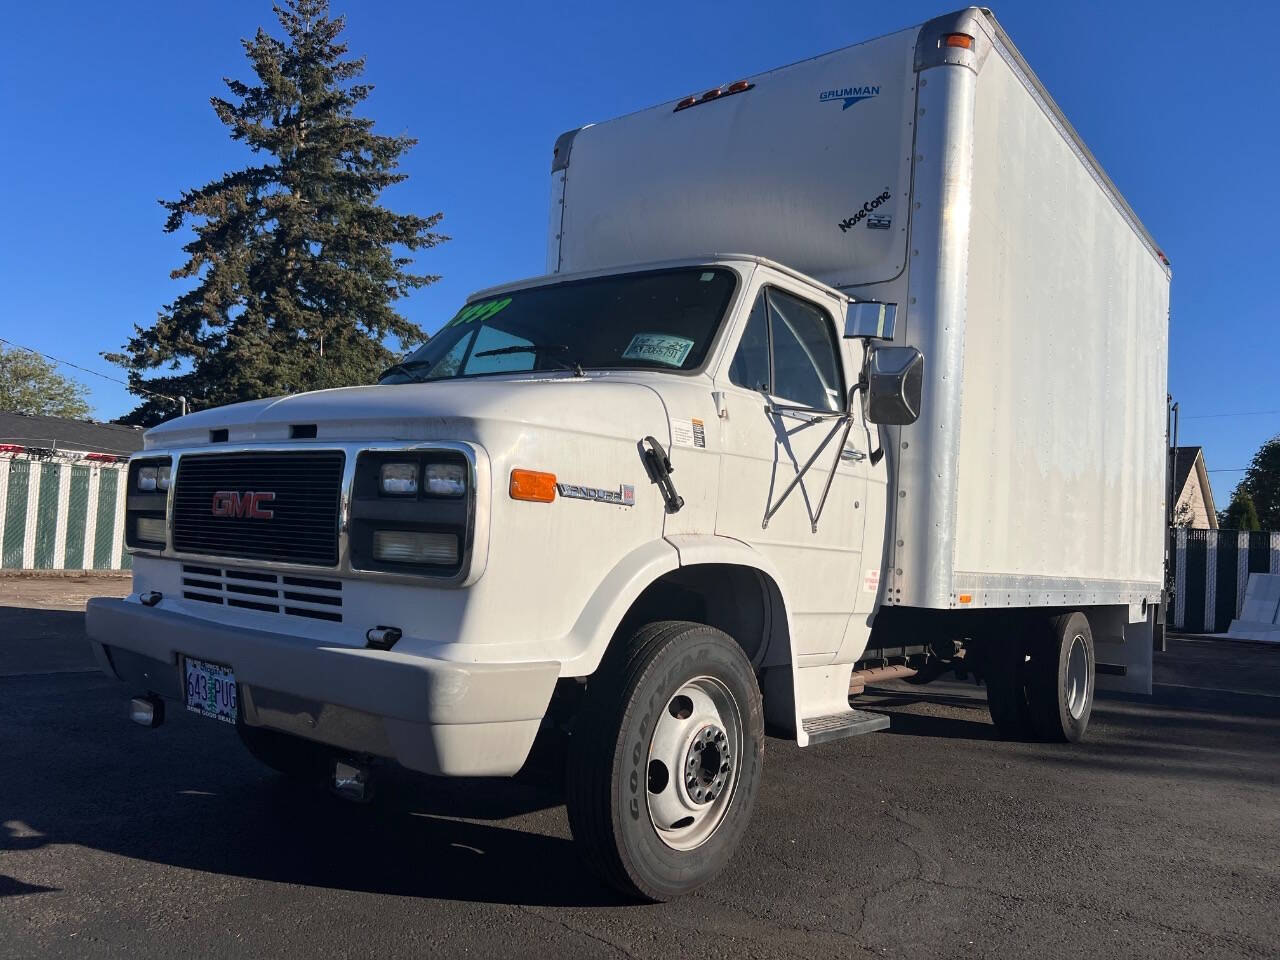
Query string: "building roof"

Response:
xmin=1171 ymin=444 xmax=1219 ymax=525
xmin=0 ymin=411 xmax=144 ymax=457
xmin=1171 ymin=445 xmax=1202 ymax=496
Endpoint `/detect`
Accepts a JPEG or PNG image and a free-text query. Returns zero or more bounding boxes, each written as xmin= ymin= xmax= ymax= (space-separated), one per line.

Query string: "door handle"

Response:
xmin=840 ymin=446 xmax=866 ymax=462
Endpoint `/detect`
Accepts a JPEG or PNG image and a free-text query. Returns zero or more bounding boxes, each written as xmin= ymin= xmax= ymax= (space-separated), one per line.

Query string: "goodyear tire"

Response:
xmin=566 ymin=621 xmax=765 ymax=901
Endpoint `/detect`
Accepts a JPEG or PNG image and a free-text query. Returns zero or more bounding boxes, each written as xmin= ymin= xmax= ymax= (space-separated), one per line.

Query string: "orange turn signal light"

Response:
xmin=944 ymin=33 xmax=973 ymax=49
xmin=958 ymin=594 xmax=973 ymax=604
xmin=510 ymin=469 xmax=557 ymax=503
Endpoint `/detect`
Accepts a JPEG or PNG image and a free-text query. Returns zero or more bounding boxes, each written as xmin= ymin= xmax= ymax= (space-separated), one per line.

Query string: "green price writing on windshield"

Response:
xmin=446 ymin=297 xmax=512 ymax=328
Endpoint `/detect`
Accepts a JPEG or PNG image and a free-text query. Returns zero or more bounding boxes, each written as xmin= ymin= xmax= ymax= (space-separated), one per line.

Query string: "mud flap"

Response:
xmin=1093 ymin=607 xmax=1154 ymax=696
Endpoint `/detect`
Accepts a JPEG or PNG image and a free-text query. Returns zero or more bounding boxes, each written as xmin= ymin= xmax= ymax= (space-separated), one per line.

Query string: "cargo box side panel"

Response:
xmin=555 ymin=29 xmax=918 ymax=287
xmin=952 ymin=50 xmax=1169 ymax=602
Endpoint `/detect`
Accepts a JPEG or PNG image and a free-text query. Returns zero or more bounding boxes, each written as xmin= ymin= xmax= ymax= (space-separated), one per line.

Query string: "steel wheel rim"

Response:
xmin=644 ymin=675 xmax=743 ymax=851
xmin=1065 ymin=633 xmax=1090 ymax=719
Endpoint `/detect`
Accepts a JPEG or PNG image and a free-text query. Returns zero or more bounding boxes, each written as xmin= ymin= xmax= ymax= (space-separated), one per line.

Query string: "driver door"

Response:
xmin=713 ymin=278 xmax=867 ymax=660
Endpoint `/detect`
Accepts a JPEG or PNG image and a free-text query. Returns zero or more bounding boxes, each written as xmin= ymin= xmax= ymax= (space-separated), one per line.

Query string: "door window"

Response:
xmin=728 ymin=293 xmax=770 ymax=393
xmin=727 ymin=288 xmax=844 ymax=412
xmin=767 ymin=289 xmax=844 ymax=412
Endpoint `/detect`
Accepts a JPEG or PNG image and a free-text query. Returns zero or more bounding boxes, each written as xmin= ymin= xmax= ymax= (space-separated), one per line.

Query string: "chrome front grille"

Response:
xmin=180 ymin=564 xmax=343 ymax=623
xmin=172 ymin=451 xmax=345 ymax=566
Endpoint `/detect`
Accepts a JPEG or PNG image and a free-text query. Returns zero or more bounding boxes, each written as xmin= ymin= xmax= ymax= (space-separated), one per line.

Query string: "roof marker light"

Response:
xmin=673 ymin=80 xmax=756 ymax=112
xmin=944 ymin=33 xmax=973 ymax=49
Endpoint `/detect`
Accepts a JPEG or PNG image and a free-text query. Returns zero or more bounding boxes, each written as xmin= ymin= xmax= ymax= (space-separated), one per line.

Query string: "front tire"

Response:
xmin=566 ymin=621 xmax=765 ymax=901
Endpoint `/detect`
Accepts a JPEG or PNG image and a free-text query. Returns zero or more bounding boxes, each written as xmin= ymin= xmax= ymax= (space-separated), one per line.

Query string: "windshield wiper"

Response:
xmin=473 ymin=343 xmax=586 ymax=378
xmin=377 ymin=359 xmax=432 ymax=384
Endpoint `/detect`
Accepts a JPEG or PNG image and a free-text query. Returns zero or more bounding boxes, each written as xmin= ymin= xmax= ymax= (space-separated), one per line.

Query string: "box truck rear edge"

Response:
xmin=88 ymin=6 xmax=1170 ymax=901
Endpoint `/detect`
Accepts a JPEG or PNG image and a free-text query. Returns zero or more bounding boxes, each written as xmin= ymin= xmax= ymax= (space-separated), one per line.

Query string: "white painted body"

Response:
xmin=91 ymin=8 xmax=1169 ymax=772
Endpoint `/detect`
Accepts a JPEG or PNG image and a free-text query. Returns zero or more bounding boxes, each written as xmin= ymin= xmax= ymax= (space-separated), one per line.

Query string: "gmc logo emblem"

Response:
xmin=211 ymin=490 xmax=275 ymax=519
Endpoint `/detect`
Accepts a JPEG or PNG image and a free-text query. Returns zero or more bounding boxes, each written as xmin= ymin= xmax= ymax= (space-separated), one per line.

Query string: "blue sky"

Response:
xmin=1 ymin=0 xmax=1275 ymax=505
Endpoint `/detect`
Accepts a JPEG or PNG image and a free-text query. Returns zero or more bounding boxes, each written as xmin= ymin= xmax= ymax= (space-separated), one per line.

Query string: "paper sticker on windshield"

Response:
xmin=446 ymin=297 xmax=511 ymax=329
xmin=622 ymin=333 xmax=694 ymax=368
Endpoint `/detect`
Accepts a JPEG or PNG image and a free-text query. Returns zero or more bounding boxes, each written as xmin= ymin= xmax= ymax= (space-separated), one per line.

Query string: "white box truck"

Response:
xmin=88 ymin=7 xmax=1170 ymax=900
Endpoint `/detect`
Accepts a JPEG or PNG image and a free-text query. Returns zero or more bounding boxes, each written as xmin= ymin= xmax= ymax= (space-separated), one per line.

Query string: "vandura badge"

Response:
xmin=555 ymin=482 xmax=636 ymax=507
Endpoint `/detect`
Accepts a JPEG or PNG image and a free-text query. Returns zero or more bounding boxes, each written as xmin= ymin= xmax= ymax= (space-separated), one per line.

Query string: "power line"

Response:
xmin=0 ymin=336 xmax=184 ymax=409
xmin=1206 ymin=468 xmax=1248 ymax=473
xmin=1182 ymin=409 xmax=1280 ymax=420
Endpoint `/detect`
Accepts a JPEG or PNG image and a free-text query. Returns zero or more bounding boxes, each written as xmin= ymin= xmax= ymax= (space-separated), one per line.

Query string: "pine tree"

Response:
xmin=108 ymin=0 xmax=445 ymax=424
xmin=1223 ymin=488 xmax=1261 ymax=531
xmin=1240 ymin=435 xmax=1280 ymax=530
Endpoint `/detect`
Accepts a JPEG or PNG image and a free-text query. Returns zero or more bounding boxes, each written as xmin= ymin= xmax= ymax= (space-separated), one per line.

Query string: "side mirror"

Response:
xmin=845 ymin=301 xmax=898 ymax=340
xmin=865 ymin=345 xmax=924 ymax=425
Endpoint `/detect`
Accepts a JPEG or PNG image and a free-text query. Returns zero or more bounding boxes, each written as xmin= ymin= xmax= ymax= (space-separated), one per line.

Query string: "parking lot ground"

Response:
xmin=2 ymin=577 xmax=1278 ymax=959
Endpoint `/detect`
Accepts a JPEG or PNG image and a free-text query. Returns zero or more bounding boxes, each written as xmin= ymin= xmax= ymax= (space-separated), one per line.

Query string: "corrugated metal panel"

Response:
xmin=92 ymin=468 xmax=119 ymax=570
xmin=2 ymin=459 xmax=30 ymax=568
xmin=63 ymin=465 xmax=90 ymax=569
xmin=33 ymin=461 xmax=61 ymax=568
xmin=1171 ymin=529 xmax=1280 ymax=632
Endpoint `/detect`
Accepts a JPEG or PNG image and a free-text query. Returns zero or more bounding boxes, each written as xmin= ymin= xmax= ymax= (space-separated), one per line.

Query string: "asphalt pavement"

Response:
xmin=2 ymin=577 xmax=1277 ymax=959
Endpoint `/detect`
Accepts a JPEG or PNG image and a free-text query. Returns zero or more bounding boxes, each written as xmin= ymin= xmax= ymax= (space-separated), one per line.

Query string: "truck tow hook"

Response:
xmin=331 ymin=759 xmax=374 ymax=803
xmin=130 ymin=695 xmax=165 ymax=728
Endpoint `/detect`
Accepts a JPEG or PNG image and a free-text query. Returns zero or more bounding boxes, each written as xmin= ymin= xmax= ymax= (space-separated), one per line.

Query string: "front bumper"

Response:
xmin=86 ymin=597 xmax=559 ymax=777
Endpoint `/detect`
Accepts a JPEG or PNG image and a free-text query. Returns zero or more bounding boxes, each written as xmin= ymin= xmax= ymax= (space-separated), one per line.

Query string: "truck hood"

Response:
xmin=142 ymin=376 xmax=674 ymax=449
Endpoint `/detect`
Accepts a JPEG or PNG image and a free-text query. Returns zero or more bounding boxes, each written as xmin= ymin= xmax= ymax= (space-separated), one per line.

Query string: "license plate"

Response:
xmin=183 ymin=657 xmax=238 ymax=724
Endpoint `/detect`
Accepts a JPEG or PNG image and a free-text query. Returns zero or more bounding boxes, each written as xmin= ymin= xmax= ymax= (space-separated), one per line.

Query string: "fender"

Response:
xmin=665 ymin=534 xmax=810 ymax=744
xmin=560 ymin=534 xmax=813 ymax=746
xmin=557 ymin=537 xmax=681 ymax=676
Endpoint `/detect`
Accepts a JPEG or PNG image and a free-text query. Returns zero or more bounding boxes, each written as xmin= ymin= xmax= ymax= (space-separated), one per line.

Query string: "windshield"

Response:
xmin=378 ymin=267 xmax=737 ymax=384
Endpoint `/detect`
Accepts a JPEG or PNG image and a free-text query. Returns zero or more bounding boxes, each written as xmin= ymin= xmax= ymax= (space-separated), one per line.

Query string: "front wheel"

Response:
xmin=565 ymin=621 xmax=765 ymax=901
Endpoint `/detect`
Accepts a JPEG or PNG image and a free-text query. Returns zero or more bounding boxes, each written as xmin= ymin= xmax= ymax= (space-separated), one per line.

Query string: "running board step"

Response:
xmin=802 ymin=709 xmax=889 ymax=744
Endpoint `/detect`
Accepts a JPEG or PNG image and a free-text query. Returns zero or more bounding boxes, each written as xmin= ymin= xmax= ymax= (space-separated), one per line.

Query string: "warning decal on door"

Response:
xmin=671 ymin=417 xmax=706 ymax=448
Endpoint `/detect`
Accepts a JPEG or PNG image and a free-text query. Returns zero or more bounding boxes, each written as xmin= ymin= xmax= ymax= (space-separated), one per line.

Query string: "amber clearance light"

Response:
xmin=510 ymin=469 xmax=557 ymax=503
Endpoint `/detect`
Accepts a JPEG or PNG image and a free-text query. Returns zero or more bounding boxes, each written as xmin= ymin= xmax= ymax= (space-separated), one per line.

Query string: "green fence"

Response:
xmin=0 ymin=454 xmax=131 ymax=571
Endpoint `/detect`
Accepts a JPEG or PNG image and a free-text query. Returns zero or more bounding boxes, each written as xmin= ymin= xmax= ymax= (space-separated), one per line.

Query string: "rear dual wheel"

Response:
xmin=566 ymin=621 xmax=765 ymax=901
xmin=984 ymin=611 xmax=1095 ymax=743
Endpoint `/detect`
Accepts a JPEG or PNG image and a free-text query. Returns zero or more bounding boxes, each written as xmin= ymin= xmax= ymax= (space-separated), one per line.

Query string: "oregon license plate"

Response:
xmin=183 ymin=657 xmax=238 ymax=724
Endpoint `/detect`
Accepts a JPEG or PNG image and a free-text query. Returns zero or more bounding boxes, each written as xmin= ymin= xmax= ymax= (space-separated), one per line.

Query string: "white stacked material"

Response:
xmin=1226 ymin=574 xmax=1280 ymax=644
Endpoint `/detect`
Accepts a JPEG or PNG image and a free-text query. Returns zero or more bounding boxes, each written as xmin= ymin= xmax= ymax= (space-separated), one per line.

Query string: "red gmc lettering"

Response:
xmin=210 ymin=491 xmax=275 ymax=519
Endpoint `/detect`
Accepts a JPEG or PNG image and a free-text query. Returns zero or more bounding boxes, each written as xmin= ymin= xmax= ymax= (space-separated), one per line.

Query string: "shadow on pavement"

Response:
xmin=0 ymin=666 xmax=623 ymax=908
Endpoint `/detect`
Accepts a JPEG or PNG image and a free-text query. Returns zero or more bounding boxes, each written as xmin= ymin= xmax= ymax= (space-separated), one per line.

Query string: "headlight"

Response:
xmin=126 ymin=457 xmax=172 ymax=552
xmin=372 ymin=530 xmax=458 ymax=566
xmin=380 ymin=462 xmax=418 ymax=495
xmin=135 ymin=516 xmax=167 ymax=544
xmin=425 ymin=462 xmax=466 ymax=497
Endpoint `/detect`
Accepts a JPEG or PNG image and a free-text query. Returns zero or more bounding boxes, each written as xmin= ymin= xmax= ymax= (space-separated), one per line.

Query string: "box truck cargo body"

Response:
xmin=88 ymin=7 xmax=1170 ymax=900
xmin=549 ymin=7 xmax=1170 ymax=621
